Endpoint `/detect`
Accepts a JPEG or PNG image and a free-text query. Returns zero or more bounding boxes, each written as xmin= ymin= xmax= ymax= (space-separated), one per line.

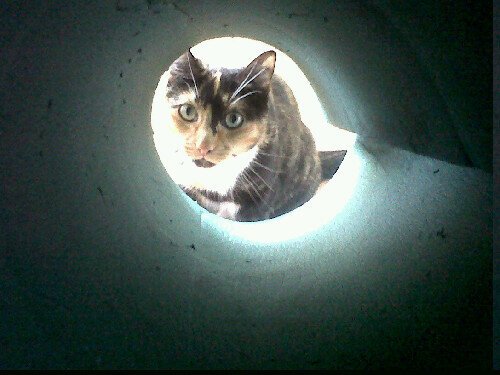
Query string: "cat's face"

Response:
xmin=165 ymin=50 xmax=276 ymax=168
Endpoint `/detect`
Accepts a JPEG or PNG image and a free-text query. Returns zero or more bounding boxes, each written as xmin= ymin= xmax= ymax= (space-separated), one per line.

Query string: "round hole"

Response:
xmin=151 ymin=37 xmax=359 ymax=243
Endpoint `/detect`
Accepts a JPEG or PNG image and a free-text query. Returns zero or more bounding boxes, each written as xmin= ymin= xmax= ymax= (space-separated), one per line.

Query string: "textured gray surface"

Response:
xmin=1 ymin=0 xmax=492 ymax=369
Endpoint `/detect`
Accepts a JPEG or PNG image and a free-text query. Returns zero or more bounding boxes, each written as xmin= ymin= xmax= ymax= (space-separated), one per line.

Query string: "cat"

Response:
xmin=161 ymin=48 xmax=346 ymax=222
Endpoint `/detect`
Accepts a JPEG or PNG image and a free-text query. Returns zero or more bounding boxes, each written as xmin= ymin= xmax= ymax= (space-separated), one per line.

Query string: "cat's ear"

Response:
xmin=170 ymin=48 xmax=206 ymax=79
xmin=238 ymin=50 xmax=276 ymax=89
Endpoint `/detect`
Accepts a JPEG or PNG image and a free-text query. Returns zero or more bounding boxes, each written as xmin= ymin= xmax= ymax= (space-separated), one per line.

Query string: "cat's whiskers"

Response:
xmin=241 ymin=171 xmax=263 ymax=200
xmin=252 ymin=158 xmax=283 ymax=174
xmin=230 ymin=90 xmax=261 ymax=105
xmin=230 ymin=62 xmax=256 ymax=101
xmin=186 ymin=52 xmax=199 ymax=98
xmin=241 ymin=171 xmax=273 ymax=210
xmin=183 ymin=80 xmax=196 ymax=98
xmin=239 ymin=173 xmax=260 ymax=206
xmin=230 ymin=66 xmax=266 ymax=102
xmin=257 ymin=150 xmax=290 ymax=159
xmin=248 ymin=166 xmax=274 ymax=192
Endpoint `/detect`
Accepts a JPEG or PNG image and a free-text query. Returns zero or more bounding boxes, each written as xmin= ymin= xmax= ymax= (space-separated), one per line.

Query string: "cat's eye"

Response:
xmin=225 ymin=112 xmax=244 ymax=128
xmin=179 ymin=104 xmax=197 ymax=122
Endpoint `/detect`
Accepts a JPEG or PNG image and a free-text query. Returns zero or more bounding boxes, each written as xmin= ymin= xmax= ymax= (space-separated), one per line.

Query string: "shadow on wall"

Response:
xmin=371 ymin=0 xmax=492 ymax=172
xmin=298 ymin=0 xmax=490 ymax=171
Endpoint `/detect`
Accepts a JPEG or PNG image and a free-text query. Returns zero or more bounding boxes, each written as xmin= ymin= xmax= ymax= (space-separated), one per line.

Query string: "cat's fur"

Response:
xmin=163 ymin=49 xmax=346 ymax=221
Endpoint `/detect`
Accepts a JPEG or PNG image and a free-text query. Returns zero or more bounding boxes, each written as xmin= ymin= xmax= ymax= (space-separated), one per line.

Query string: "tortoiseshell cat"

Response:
xmin=162 ymin=49 xmax=346 ymax=221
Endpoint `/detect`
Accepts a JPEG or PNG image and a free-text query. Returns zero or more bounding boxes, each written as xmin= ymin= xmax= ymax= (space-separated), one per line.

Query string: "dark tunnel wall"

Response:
xmin=0 ymin=0 xmax=493 ymax=370
xmin=372 ymin=0 xmax=492 ymax=171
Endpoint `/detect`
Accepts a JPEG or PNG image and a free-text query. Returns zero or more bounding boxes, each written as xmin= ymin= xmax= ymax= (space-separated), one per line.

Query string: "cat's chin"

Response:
xmin=193 ymin=158 xmax=216 ymax=168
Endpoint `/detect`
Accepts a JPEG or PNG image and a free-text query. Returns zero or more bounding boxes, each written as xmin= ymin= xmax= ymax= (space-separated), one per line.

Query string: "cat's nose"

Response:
xmin=197 ymin=146 xmax=212 ymax=157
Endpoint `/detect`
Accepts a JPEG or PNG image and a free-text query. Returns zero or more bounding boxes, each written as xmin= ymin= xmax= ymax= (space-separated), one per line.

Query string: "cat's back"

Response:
xmin=240 ymin=75 xmax=322 ymax=220
xmin=268 ymin=74 xmax=301 ymax=124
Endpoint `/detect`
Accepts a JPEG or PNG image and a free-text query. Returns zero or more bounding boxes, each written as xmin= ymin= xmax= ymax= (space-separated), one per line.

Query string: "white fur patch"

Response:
xmin=170 ymin=91 xmax=196 ymax=106
xmin=216 ymin=201 xmax=240 ymax=220
xmin=167 ymin=143 xmax=258 ymax=195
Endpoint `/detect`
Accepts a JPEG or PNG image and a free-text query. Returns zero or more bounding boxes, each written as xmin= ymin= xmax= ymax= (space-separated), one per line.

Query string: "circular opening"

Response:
xmin=151 ymin=37 xmax=359 ymax=242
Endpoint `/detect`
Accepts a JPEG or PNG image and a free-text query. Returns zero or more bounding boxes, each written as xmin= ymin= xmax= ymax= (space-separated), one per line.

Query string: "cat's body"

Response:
xmin=161 ymin=49 xmax=345 ymax=221
xmin=184 ymin=74 xmax=322 ymax=221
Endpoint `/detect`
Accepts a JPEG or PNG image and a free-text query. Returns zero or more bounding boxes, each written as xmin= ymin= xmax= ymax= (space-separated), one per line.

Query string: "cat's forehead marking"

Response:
xmin=213 ymin=70 xmax=222 ymax=95
xmin=198 ymin=76 xmax=218 ymax=107
xmin=209 ymin=96 xmax=224 ymax=134
xmin=221 ymin=93 xmax=230 ymax=104
xmin=204 ymin=103 xmax=213 ymax=125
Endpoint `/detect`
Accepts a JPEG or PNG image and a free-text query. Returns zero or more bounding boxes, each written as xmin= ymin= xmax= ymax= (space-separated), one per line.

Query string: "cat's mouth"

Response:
xmin=194 ymin=158 xmax=216 ymax=168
